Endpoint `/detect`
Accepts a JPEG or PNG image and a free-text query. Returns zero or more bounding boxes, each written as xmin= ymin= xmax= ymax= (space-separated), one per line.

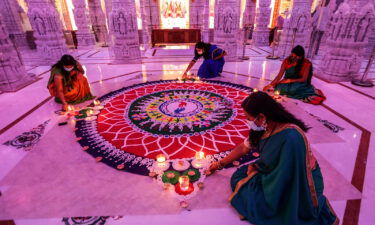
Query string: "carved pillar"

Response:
xmin=139 ymin=0 xmax=151 ymax=47
xmin=275 ymin=0 xmax=311 ymax=58
xmin=109 ymin=0 xmax=141 ymax=63
xmin=27 ymin=0 xmax=67 ymax=64
xmin=252 ymin=0 xmax=271 ymax=46
xmin=190 ymin=0 xmax=205 ymax=29
xmin=317 ymin=0 xmax=375 ymax=82
xmin=143 ymin=0 xmax=160 ymax=29
xmin=0 ymin=0 xmax=28 ymax=49
xmin=88 ymin=0 xmax=108 ymax=43
xmin=214 ymin=0 xmax=241 ymax=61
xmin=0 ymin=14 xmax=35 ymax=92
xmin=242 ymin=0 xmax=256 ymax=27
xmin=72 ymin=0 xmax=96 ymax=48
xmin=201 ymin=0 xmax=210 ymax=42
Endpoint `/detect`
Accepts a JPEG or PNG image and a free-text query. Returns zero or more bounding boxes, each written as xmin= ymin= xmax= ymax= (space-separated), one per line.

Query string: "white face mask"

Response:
xmin=248 ymin=120 xmax=265 ymax=131
xmin=197 ymin=50 xmax=203 ymax=55
xmin=63 ymin=66 xmax=73 ymax=72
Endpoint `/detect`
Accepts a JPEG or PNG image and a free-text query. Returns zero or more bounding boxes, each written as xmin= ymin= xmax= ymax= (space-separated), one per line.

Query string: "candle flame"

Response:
xmin=253 ymin=88 xmax=258 ymax=92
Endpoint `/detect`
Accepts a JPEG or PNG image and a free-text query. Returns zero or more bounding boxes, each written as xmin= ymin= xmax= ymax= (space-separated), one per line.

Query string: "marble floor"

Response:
xmin=0 ymin=45 xmax=374 ymax=225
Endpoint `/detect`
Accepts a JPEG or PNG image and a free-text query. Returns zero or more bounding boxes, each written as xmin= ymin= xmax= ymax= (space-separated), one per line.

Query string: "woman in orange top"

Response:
xmin=47 ymin=55 xmax=95 ymax=111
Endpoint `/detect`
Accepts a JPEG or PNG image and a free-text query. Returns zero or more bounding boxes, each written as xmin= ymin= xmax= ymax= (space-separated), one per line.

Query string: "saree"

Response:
xmin=194 ymin=45 xmax=225 ymax=79
xmin=275 ymin=59 xmax=325 ymax=105
xmin=47 ymin=67 xmax=95 ymax=104
xmin=229 ymin=125 xmax=338 ymax=225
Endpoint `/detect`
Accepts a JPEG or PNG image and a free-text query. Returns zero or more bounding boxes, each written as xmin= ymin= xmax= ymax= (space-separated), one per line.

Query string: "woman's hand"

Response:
xmin=182 ymin=72 xmax=188 ymax=79
xmin=247 ymin=164 xmax=256 ymax=175
xmin=62 ymin=103 xmax=69 ymax=112
xmin=205 ymin=161 xmax=222 ymax=176
xmin=278 ymin=79 xmax=291 ymax=84
xmin=263 ymin=84 xmax=274 ymax=92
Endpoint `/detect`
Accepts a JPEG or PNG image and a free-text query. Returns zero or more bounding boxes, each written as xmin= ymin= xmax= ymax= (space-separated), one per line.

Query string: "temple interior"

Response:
xmin=0 ymin=0 xmax=375 ymax=224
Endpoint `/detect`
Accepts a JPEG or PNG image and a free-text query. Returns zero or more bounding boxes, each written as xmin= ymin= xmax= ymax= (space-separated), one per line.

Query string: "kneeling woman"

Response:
xmin=47 ymin=55 xmax=95 ymax=111
xmin=183 ymin=41 xmax=226 ymax=79
xmin=207 ymin=92 xmax=338 ymax=225
xmin=263 ymin=45 xmax=325 ymax=104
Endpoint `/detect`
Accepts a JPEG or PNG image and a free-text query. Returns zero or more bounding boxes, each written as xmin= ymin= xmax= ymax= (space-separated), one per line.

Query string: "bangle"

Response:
xmin=217 ymin=160 xmax=225 ymax=170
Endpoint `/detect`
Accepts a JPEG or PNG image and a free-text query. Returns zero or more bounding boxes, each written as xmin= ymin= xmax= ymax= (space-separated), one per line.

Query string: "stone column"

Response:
xmin=27 ymin=0 xmax=67 ymax=64
xmin=142 ymin=0 xmax=160 ymax=29
xmin=0 ymin=14 xmax=35 ymax=92
xmin=190 ymin=0 xmax=205 ymax=29
xmin=88 ymin=0 xmax=108 ymax=44
xmin=72 ymin=0 xmax=96 ymax=48
xmin=252 ymin=0 xmax=271 ymax=46
xmin=317 ymin=0 xmax=375 ymax=82
xmin=0 ymin=0 xmax=28 ymax=49
xmin=242 ymin=0 xmax=256 ymax=28
xmin=275 ymin=0 xmax=311 ymax=58
xmin=109 ymin=0 xmax=141 ymax=63
xmin=213 ymin=0 xmax=241 ymax=61
xmin=139 ymin=0 xmax=151 ymax=48
xmin=201 ymin=0 xmax=210 ymax=42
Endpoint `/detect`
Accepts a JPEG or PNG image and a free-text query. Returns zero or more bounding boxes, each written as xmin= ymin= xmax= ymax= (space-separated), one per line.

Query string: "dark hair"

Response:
xmin=291 ymin=45 xmax=313 ymax=85
xmin=194 ymin=41 xmax=211 ymax=60
xmin=51 ymin=54 xmax=77 ymax=88
xmin=242 ymin=91 xmax=309 ymax=147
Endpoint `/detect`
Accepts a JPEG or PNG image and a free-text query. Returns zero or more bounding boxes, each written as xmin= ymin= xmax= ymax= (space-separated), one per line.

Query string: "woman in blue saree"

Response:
xmin=183 ymin=41 xmax=226 ymax=79
xmin=263 ymin=45 xmax=325 ymax=105
xmin=206 ymin=91 xmax=338 ymax=225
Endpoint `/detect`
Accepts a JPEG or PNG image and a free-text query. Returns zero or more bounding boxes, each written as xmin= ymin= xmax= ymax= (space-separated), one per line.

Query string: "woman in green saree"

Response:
xmin=263 ymin=45 xmax=325 ymax=105
xmin=206 ymin=91 xmax=338 ymax=225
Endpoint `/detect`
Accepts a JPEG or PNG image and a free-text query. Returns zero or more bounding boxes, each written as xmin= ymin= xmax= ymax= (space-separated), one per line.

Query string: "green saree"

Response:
xmin=229 ymin=125 xmax=338 ymax=225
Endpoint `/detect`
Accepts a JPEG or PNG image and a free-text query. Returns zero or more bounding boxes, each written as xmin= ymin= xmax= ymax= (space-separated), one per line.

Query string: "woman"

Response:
xmin=206 ymin=91 xmax=338 ymax=225
xmin=183 ymin=41 xmax=226 ymax=79
xmin=47 ymin=55 xmax=95 ymax=111
xmin=263 ymin=45 xmax=325 ymax=104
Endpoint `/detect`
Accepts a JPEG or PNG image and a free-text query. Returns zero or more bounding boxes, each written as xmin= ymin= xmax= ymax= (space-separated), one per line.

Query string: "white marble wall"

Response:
xmin=109 ymin=0 xmax=141 ymax=63
xmin=26 ymin=0 xmax=67 ymax=64
xmin=214 ymin=0 xmax=241 ymax=61
xmin=72 ymin=0 xmax=96 ymax=49
xmin=252 ymin=0 xmax=271 ymax=47
xmin=317 ymin=0 xmax=375 ymax=82
xmin=139 ymin=0 xmax=151 ymax=48
xmin=0 ymin=14 xmax=35 ymax=92
xmin=275 ymin=0 xmax=311 ymax=58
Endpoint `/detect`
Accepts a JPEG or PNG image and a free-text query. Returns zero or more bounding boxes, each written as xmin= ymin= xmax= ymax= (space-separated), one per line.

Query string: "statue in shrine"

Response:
xmin=34 ymin=15 xmax=46 ymax=36
xmin=117 ymin=13 xmax=127 ymax=35
xmin=223 ymin=10 xmax=234 ymax=34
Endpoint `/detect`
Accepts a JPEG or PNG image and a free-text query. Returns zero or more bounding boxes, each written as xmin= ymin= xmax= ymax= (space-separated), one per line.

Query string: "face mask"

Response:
xmin=248 ymin=117 xmax=266 ymax=131
xmin=197 ymin=50 xmax=203 ymax=55
xmin=63 ymin=66 xmax=73 ymax=72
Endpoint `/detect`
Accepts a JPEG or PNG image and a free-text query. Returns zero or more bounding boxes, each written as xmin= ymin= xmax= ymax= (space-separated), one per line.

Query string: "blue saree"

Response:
xmin=229 ymin=125 xmax=338 ymax=225
xmin=193 ymin=45 xmax=225 ymax=79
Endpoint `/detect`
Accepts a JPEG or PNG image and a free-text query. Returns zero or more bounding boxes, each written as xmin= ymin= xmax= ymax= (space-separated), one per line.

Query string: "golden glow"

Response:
xmin=164 ymin=45 xmax=190 ymax=49
xmin=261 ymin=61 xmax=266 ymax=80
xmin=66 ymin=0 xmax=77 ymax=30
xmin=239 ymin=0 xmax=246 ymax=28
xmin=162 ymin=64 xmax=188 ymax=79
xmin=269 ymin=0 xmax=276 ymax=27
xmin=135 ymin=0 xmax=143 ymax=29
xmin=209 ymin=0 xmax=215 ymax=28
xmin=160 ymin=0 xmax=189 ymax=29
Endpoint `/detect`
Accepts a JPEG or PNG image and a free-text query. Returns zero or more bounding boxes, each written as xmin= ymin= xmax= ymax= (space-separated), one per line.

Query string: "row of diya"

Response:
xmin=64 ymin=100 xmax=104 ymax=121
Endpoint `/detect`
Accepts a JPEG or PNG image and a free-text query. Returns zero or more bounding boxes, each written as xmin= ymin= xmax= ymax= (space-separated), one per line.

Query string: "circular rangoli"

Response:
xmin=75 ymin=80 xmax=257 ymax=175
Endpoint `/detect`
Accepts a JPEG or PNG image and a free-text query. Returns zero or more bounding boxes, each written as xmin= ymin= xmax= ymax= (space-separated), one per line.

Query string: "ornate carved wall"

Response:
xmin=72 ymin=0 xmax=96 ymax=48
xmin=317 ymin=0 xmax=375 ymax=82
xmin=214 ymin=0 xmax=241 ymax=61
xmin=109 ymin=0 xmax=141 ymax=63
xmin=0 ymin=14 xmax=35 ymax=92
xmin=252 ymin=0 xmax=271 ymax=46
